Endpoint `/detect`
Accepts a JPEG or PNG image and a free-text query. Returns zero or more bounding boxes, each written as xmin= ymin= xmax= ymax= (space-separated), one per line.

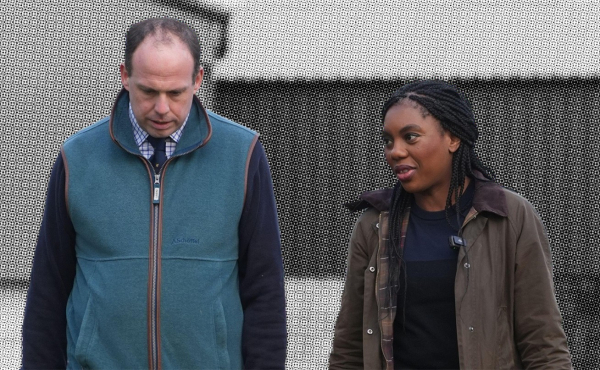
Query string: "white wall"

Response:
xmin=215 ymin=0 xmax=600 ymax=79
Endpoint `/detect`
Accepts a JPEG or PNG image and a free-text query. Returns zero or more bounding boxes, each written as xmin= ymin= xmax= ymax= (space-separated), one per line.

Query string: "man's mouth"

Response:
xmin=150 ymin=120 xmax=171 ymax=127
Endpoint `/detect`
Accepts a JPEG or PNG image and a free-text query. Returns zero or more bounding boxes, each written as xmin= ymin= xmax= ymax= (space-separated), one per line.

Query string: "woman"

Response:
xmin=329 ymin=80 xmax=571 ymax=369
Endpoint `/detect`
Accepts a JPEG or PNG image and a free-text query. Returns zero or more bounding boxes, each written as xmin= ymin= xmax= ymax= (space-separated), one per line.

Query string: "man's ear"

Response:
xmin=193 ymin=67 xmax=204 ymax=93
xmin=120 ymin=64 xmax=130 ymax=91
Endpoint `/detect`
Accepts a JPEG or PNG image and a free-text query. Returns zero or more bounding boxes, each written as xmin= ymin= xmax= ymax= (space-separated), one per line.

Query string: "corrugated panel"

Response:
xmin=214 ymin=77 xmax=600 ymax=367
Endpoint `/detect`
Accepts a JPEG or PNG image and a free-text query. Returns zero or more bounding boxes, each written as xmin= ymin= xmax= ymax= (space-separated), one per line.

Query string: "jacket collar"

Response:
xmin=345 ymin=188 xmax=394 ymax=213
xmin=109 ymin=88 xmax=212 ymax=156
xmin=470 ymin=173 xmax=508 ymax=217
xmin=350 ymin=172 xmax=509 ymax=217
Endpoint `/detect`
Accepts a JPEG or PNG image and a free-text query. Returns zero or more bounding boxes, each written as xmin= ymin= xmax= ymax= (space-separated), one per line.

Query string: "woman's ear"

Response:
xmin=449 ymin=134 xmax=461 ymax=153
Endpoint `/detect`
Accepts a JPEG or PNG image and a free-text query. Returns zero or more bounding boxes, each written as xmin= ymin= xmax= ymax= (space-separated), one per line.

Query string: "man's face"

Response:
xmin=120 ymin=34 xmax=203 ymax=138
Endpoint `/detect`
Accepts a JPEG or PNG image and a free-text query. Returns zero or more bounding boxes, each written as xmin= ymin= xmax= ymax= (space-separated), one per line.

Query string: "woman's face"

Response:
xmin=382 ymin=100 xmax=460 ymax=205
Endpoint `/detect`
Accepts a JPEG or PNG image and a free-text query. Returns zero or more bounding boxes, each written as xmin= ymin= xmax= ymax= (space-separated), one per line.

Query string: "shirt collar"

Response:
xmin=129 ymin=102 xmax=189 ymax=146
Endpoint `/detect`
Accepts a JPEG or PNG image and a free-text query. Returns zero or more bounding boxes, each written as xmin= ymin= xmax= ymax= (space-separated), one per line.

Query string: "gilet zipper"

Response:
xmin=149 ymin=171 xmax=161 ymax=370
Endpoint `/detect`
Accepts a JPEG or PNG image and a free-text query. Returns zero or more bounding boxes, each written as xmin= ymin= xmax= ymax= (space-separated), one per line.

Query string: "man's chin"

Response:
xmin=145 ymin=122 xmax=177 ymax=138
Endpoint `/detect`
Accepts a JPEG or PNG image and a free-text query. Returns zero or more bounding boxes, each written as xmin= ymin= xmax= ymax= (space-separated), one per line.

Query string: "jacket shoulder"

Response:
xmin=501 ymin=187 xmax=543 ymax=219
xmin=502 ymin=187 xmax=536 ymax=207
xmin=498 ymin=187 xmax=548 ymax=238
xmin=207 ymin=110 xmax=257 ymax=138
xmin=63 ymin=117 xmax=110 ymax=149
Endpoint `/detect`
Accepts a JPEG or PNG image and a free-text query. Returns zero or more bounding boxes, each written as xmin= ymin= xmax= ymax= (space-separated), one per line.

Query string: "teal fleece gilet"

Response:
xmin=62 ymin=90 xmax=257 ymax=369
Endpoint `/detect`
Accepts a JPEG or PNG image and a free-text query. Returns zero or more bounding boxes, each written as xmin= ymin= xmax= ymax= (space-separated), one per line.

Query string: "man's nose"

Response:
xmin=154 ymin=95 xmax=170 ymax=115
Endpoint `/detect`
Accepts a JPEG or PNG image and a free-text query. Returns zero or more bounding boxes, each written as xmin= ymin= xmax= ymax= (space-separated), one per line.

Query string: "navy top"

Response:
xmin=21 ymin=141 xmax=286 ymax=370
xmin=393 ymin=182 xmax=474 ymax=369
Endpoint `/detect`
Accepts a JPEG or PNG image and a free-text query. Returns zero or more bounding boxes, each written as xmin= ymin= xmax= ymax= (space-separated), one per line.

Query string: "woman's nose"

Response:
xmin=389 ymin=142 xmax=408 ymax=159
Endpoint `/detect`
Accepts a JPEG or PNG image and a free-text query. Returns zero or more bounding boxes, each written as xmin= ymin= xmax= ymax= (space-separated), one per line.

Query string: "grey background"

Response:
xmin=1 ymin=0 xmax=599 ymax=368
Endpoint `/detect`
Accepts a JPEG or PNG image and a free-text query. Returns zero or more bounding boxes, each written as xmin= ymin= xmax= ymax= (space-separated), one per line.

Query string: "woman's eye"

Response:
xmin=405 ymin=133 xmax=419 ymax=142
xmin=382 ymin=137 xmax=392 ymax=147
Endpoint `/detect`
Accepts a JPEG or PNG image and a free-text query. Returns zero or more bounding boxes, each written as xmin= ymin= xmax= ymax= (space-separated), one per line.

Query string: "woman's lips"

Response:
xmin=394 ymin=165 xmax=416 ymax=182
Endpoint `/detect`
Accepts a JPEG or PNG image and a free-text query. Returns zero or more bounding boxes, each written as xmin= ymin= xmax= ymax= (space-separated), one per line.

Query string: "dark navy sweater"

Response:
xmin=21 ymin=141 xmax=286 ymax=369
xmin=394 ymin=182 xmax=474 ymax=369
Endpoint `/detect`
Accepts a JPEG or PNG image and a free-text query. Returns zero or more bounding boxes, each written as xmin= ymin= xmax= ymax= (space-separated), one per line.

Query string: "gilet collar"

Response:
xmin=109 ymin=88 xmax=212 ymax=156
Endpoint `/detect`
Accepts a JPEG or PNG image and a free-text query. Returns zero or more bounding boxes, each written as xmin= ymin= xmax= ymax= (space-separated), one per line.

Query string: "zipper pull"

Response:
xmin=153 ymin=174 xmax=160 ymax=204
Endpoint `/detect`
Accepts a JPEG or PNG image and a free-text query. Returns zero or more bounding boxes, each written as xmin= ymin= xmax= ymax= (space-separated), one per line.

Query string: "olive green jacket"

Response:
xmin=329 ymin=179 xmax=572 ymax=369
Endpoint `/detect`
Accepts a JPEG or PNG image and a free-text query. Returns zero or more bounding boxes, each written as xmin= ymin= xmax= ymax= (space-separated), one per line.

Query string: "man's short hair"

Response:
xmin=124 ymin=18 xmax=202 ymax=79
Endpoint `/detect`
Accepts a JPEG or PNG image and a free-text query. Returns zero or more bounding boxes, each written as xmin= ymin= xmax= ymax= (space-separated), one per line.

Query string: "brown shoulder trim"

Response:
xmin=108 ymin=88 xmax=127 ymax=144
xmin=243 ymin=134 xmax=260 ymax=206
xmin=195 ymin=95 xmax=213 ymax=149
xmin=60 ymin=147 xmax=71 ymax=217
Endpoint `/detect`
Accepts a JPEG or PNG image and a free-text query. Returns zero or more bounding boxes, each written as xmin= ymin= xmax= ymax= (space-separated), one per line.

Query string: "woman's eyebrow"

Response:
xmin=398 ymin=124 xmax=421 ymax=133
xmin=382 ymin=124 xmax=421 ymax=135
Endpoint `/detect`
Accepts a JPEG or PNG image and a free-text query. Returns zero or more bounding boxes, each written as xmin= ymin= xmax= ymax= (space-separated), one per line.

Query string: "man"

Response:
xmin=22 ymin=18 xmax=286 ymax=369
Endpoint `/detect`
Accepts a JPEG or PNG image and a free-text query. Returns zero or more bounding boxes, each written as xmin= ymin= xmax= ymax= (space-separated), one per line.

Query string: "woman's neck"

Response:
xmin=413 ymin=177 xmax=472 ymax=212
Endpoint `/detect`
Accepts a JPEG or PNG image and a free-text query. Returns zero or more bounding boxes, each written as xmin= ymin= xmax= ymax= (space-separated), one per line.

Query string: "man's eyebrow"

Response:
xmin=135 ymin=83 xmax=187 ymax=94
xmin=135 ymin=83 xmax=156 ymax=92
xmin=168 ymin=87 xmax=187 ymax=94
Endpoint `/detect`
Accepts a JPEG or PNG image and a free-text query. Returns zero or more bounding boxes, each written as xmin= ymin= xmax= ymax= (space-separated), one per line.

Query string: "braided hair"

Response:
xmin=383 ymin=80 xmax=495 ymax=305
